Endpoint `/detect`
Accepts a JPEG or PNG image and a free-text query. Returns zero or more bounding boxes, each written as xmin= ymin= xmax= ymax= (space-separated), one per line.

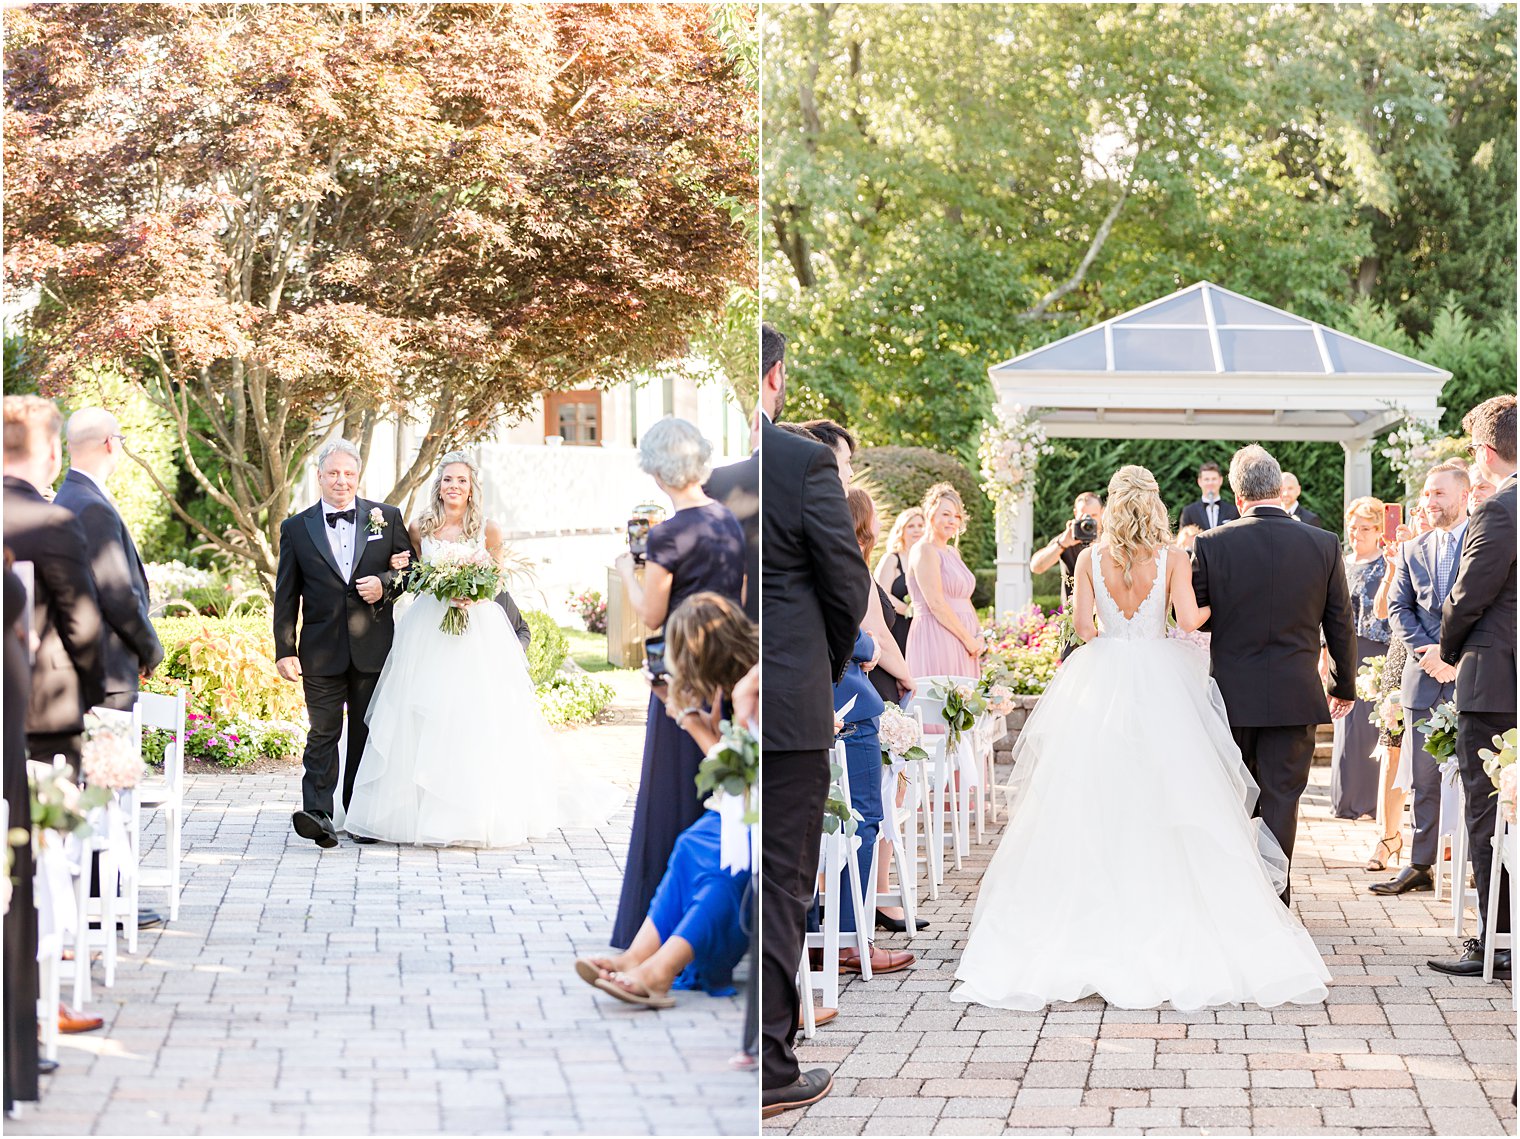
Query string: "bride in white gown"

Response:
xmin=344 ymin=452 xmax=621 ymax=848
xmin=953 ymin=465 xmax=1329 ymax=1011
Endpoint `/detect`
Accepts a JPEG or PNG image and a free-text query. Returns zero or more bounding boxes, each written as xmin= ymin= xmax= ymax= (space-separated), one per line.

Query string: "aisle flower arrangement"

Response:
xmin=1415 ymin=700 xmax=1460 ymax=762
xmin=1480 ymin=727 xmax=1517 ymax=824
xmin=81 ymin=710 xmax=147 ymax=789
xmin=981 ymin=604 xmax=1064 ymax=695
xmin=879 ymin=704 xmax=928 ymax=767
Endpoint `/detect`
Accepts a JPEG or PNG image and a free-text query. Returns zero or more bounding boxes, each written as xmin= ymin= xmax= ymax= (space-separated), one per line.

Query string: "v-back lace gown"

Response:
xmin=344 ymin=534 xmax=621 ymax=847
xmin=952 ymin=547 xmax=1330 ymax=1010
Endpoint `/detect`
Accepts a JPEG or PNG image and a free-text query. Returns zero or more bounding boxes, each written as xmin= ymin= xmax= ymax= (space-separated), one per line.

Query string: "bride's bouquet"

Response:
xmin=406 ymin=545 xmax=502 ymax=634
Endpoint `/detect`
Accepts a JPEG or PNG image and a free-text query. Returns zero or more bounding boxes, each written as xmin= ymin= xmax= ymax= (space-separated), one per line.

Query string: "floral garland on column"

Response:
xmin=978 ymin=403 xmax=1053 ymax=543
xmin=1379 ymin=405 xmax=1442 ymax=499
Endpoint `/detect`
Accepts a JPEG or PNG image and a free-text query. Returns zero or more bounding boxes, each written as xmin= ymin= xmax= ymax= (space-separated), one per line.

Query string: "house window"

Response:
xmin=544 ymin=391 xmax=601 ymax=446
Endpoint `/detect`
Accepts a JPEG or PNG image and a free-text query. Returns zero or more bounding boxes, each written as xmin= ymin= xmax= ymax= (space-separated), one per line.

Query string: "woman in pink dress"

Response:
xmin=906 ymin=483 xmax=984 ymax=679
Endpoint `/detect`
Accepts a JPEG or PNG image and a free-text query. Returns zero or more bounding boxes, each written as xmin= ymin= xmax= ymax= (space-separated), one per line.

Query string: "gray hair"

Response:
xmin=638 ymin=416 xmax=712 ymax=490
xmin=316 ymin=437 xmax=363 ymax=473
xmin=1228 ymin=444 xmax=1283 ymax=502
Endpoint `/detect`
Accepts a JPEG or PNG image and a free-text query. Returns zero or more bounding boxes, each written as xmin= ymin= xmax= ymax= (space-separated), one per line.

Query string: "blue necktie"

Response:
xmin=1435 ymin=531 xmax=1458 ymax=601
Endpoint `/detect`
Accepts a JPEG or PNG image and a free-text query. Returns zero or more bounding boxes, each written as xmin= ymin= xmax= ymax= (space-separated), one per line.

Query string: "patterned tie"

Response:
xmin=1436 ymin=530 xmax=1458 ymax=601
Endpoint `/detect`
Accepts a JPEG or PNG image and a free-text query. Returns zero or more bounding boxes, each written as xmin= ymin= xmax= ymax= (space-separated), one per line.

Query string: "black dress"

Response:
xmin=611 ymin=502 xmax=745 ymax=948
xmin=869 ymin=583 xmax=903 ymax=706
xmin=4 ymin=565 xmax=38 ymax=1109
xmin=885 ymin=553 xmax=911 ymax=655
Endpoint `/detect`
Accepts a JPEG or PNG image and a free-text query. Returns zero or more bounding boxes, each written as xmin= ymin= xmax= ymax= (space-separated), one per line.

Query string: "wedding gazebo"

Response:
xmin=989 ymin=281 xmax=1451 ymax=612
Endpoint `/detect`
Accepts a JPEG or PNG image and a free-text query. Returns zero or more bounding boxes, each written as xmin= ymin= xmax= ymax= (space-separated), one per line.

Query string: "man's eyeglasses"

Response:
xmin=1466 ymin=441 xmax=1487 ymax=459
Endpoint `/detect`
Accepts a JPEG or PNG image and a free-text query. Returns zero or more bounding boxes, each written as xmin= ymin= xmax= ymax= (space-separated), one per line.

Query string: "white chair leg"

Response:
xmin=796 ymin=951 xmax=817 ymax=1038
xmin=38 ymin=951 xmax=58 ymax=1062
xmin=843 ymin=833 xmax=872 ymax=980
xmin=100 ymin=842 xmax=118 ymax=989
xmin=72 ymin=851 xmax=91 ymax=1010
xmin=125 ymin=794 xmax=141 ymax=955
xmin=821 ymin=836 xmax=841 ymax=1010
xmin=1484 ymin=831 xmax=1502 ymax=982
xmin=1454 ymin=816 xmax=1470 ymax=938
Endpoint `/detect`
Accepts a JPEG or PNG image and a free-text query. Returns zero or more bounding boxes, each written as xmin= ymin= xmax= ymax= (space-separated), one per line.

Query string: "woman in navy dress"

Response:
xmin=611 ymin=417 xmax=746 ymax=948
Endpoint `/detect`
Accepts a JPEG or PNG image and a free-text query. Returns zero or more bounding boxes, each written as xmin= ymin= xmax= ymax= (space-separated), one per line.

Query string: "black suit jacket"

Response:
xmin=705 ymin=453 xmax=758 ymax=622
xmin=1179 ymin=498 xmax=1241 ymax=532
xmin=494 ymin=589 xmax=532 ymax=651
xmin=272 ymin=498 xmax=413 ymax=676
xmin=1440 ymin=477 xmax=1516 ymax=717
xmin=1192 ymin=505 xmax=1357 ymax=727
xmin=2 ymin=476 xmax=106 ymax=733
xmin=53 ymin=469 xmax=163 ymax=696
xmin=1287 ymin=504 xmax=1322 ymax=529
xmin=760 ymin=416 xmax=870 ymax=750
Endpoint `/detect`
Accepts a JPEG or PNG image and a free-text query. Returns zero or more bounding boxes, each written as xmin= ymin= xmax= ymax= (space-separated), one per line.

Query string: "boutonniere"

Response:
xmin=367 ymin=506 xmax=386 ymax=536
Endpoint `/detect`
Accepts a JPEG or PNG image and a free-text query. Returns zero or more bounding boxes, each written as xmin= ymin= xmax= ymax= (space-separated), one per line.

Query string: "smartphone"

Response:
xmin=1382 ymin=502 xmax=1403 ymax=545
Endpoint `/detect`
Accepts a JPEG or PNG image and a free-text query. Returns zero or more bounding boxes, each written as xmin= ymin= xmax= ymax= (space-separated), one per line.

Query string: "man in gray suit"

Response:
xmin=54 ymin=409 xmax=164 ymax=712
xmin=1374 ymin=460 xmax=1471 ymax=896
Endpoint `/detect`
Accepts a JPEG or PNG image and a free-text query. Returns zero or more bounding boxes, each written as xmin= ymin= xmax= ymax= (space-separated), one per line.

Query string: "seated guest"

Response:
xmin=575 ymin=592 xmax=757 ymax=1008
xmin=1280 ymin=471 xmax=1321 ymax=527
xmin=1179 ymin=461 xmax=1240 ymax=532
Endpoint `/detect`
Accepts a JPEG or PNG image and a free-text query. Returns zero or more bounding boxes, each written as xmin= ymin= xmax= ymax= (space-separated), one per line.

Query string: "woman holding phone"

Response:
xmin=1325 ymin=496 xmax=1393 ymax=820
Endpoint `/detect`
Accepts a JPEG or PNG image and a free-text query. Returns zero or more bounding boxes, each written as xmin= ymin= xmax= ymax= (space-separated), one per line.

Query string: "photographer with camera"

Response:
xmin=1031 ymin=492 xmax=1103 ymax=604
xmin=611 ymin=416 xmax=746 ymax=952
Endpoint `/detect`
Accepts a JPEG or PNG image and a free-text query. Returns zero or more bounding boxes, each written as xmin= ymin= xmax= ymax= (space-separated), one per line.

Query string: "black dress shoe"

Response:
xmin=761 ymin=1068 xmax=834 ymax=1118
xmin=349 ymin=834 xmax=378 ymax=845
xmin=291 ymin=810 xmax=338 ymax=849
xmin=874 ymin=910 xmax=930 ymax=933
xmin=37 ymin=1058 xmax=58 ymax=1075
xmin=1427 ymin=938 xmax=1512 ymax=978
xmin=1368 ymin=866 xmax=1434 ymax=896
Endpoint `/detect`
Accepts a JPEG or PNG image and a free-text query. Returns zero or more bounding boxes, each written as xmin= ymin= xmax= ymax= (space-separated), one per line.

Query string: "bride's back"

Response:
xmin=1092 ymin=543 xmax=1169 ymax=639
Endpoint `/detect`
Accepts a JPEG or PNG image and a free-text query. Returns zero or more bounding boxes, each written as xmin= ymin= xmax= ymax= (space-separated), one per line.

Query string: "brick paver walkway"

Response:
xmin=12 ymin=673 xmax=756 ymax=1135
xmin=767 ymin=765 xmax=1515 ymax=1136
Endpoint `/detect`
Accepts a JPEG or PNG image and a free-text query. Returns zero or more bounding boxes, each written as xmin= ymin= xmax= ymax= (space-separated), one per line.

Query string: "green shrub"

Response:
xmin=537 ymin=672 xmax=616 ymax=727
xmin=972 ymin=568 xmax=997 ymax=610
xmin=855 ymin=446 xmax=994 ymax=570
xmin=524 ymin=611 xmax=568 ymax=685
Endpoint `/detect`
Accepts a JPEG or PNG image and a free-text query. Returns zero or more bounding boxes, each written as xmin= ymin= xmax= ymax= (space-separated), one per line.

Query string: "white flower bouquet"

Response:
xmin=878 ymin=703 xmax=928 ymax=767
xmin=1479 ymin=728 xmax=1517 ymax=825
xmin=81 ymin=710 xmax=146 ymax=790
xmin=406 ymin=543 xmax=502 ymax=634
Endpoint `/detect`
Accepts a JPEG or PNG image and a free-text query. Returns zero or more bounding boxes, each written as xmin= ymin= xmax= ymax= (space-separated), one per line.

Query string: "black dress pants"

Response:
xmin=1231 ymin=724 xmax=1317 ymax=905
xmin=300 ymin=669 xmax=379 ymax=815
xmin=761 ymin=748 xmax=830 ymax=1092
xmin=1458 ymin=710 xmax=1513 ymax=941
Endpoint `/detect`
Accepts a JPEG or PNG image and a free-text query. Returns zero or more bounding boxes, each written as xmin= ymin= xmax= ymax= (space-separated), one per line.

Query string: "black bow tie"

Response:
xmin=326 ymin=508 xmax=355 ymax=528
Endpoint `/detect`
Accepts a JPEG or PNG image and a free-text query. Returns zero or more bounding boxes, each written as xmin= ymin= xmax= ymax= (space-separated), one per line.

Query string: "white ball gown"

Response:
xmin=953 ymin=547 xmax=1330 ymax=1011
xmin=344 ymin=535 xmax=622 ymax=847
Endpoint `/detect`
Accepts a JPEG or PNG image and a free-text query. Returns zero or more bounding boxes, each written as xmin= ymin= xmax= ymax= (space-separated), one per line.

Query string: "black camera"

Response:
xmin=1070 ymin=514 xmax=1100 ymax=544
xmin=627 ymin=516 xmax=651 ymax=564
xmin=643 ymin=633 xmax=668 ymax=683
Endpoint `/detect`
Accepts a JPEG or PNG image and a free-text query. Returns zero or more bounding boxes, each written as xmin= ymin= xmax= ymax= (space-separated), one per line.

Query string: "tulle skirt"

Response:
xmin=345 ymin=594 xmax=622 ymax=847
xmin=952 ymin=634 xmax=1330 ymax=1011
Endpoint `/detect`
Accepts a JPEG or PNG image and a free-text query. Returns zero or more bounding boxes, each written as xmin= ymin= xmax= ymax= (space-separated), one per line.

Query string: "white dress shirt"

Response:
xmin=1203 ymin=495 xmax=1220 ymax=529
xmin=320 ymin=498 xmax=356 ymax=579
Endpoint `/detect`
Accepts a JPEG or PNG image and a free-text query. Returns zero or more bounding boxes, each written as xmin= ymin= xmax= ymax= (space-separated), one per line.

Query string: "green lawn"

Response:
xmin=561 ymin=625 xmax=617 ymax=673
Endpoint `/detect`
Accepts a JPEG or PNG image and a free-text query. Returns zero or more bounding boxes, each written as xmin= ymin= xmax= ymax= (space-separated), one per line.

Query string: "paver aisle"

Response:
xmin=768 ymin=766 xmax=1516 ymax=1136
xmin=13 ymin=675 xmax=755 ymax=1136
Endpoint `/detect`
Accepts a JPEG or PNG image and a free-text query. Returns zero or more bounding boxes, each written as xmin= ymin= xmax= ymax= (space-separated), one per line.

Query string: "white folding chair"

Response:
xmin=33 ymin=831 xmax=75 ymax=1063
xmin=1447 ymin=782 xmax=1482 ymax=938
xmin=1482 ymin=814 xmax=1516 ymax=996
xmin=908 ymin=683 xmax=970 ymax=875
xmin=1433 ymin=764 xmax=1464 ymax=903
xmin=804 ymin=743 xmax=872 ymax=1010
xmin=128 ymin=689 xmax=187 ymax=945
xmin=70 ymin=801 xmax=123 ymax=1007
xmin=795 ymin=948 xmax=818 ymax=1039
xmin=869 ymin=759 xmax=920 ymax=941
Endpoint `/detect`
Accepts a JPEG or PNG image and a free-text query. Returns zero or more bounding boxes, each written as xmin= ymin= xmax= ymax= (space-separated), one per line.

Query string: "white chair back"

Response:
xmin=136 ymin=689 xmax=187 ymax=796
xmin=128 ymin=688 xmax=190 ymax=932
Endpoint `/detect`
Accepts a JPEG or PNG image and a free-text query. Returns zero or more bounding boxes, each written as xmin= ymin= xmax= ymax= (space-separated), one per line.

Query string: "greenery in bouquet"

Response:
xmin=536 ymin=673 xmax=615 ymax=728
xmin=696 ymin=720 xmax=758 ymax=824
xmin=934 ymin=680 xmax=987 ymax=751
xmin=406 ymin=546 xmax=503 ymax=635
xmin=1354 ymin=655 xmax=1385 ymax=704
xmin=1414 ymin=700 xmax=1460 ymax=763
xmin=878 ymin=703 xmax=928 ymax=767
xmin=29 ymin=763 xmax=109 ymax=840
xmin=1479 ymin=728 xmax=1517 ymax=824
xmin=570 ymin=589 xmax=609 ymax=635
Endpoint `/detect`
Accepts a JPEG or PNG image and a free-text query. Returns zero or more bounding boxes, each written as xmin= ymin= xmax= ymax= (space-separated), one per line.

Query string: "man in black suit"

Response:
xmin=2 ymin=396 xmax=105 ymax=768
xmin=1429 ymin=395 xmax=1516 ymax=978
xmin=1279 ymin=472 xmax=1322 ymax=528
xmin=1191 ymin=444 xmax=1357 ymax=904
xmin=706 ymin=453 xmax=758 ymax=622
xmin=54 ymin=408 xmax=164 ymax=712
xmin=1179 ymin=460 xmax=1241 ymax=532
xmin=494 ymin=589 xmax=532 ymax=651
xmin=759 ymin=324 xmax=872 ymax=1119
xmin=273 ymin=439 xmax=412 ymax=849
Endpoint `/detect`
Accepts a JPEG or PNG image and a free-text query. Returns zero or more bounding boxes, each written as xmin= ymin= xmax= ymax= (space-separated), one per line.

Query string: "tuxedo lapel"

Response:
xmin=304 ymin=504 xmax=345 ymax=581
xmin=347 ymin=498 xmax=369 ymax=581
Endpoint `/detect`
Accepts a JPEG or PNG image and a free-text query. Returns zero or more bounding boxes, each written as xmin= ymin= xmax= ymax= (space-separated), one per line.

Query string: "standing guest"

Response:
xmin=1373 ymin=463 xmax=1471 ymax=896
xmin=612 ymin=417 xmax=745 ymax=950
xmin=1030 ymin=492 xmax=1103 ymax=605
xmin=1429 ymin=395 xmax=1515 ymax=979
xmin=1327 ymin=496 xmax=1392 ymax=820
xmin=1 ymin=396 xmax=104 ymax=769
xmin=1280 ymin=472 xmax=1322 ymax=527
xmin=875 ymin=507 xmax=925 ymax=655
xmin=845 ymin=491 xmax=913 ymax=707
xmin=3 ymin=556 xmax=39 ymax=1108
xmin=906 ymin=483 xmax=983 ymax=680
xmin=759 ymin=326 xmax=870 ymax=1119
xmin=53 ymin=408 xmax=163 ymax=712
xmin=799 ymin=419 xmax=856 ymax=486
xmin=1469 ymin=464 xmax=1497 ymax=512
xmin=705 ymin=450 xmax=759 ymax=623
xmin=1179 ymin=460 xmax=1240 ymax=532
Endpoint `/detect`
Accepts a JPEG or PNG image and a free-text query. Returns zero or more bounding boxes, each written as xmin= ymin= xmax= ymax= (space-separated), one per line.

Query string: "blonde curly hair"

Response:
xmin=1344 ymin=495 xmax=1385 ymax=529
xmin=920 ymin=483 xmax=966 ymax=544
xmin=415 ymin=450 xmax=485 ymax=541
xmin=1103 ymin=465 xmax=1173 ymax=587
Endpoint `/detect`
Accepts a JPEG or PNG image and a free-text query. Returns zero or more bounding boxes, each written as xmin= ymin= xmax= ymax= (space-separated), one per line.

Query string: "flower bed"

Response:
xmin=981 ymin=604 xmax=1066 ymax=696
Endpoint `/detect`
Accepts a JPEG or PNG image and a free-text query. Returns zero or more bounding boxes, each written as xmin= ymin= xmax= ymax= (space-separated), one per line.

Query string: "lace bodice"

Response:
xmin=1092 ymin=547 xmax=1169 ymax=641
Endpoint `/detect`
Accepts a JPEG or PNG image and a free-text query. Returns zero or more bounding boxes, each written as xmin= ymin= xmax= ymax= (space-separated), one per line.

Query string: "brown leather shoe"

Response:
xmin=840 ymin=947 xmax=915 ymax=975
xmin=797 ymin=1005 xmax=839 ymax=1029
xmin=58 ymin=1004 xmax=103 ymax=1034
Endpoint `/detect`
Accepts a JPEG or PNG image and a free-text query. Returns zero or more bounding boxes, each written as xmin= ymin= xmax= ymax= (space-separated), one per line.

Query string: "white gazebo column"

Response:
xmin=1341 ymin=436 xmax=1375 ymax=511
xmin=994 ymin=482 xmax=1035 ymax=615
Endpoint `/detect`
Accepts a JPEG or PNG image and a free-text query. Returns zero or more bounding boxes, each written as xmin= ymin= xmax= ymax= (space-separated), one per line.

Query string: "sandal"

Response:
xmin=573 ymin=957 xmax=617 ymax=987
xmin=593 ymin=972 xmax=676 ymax=1009
xmin=1366 ymin=832 xmax=1403 ymax=871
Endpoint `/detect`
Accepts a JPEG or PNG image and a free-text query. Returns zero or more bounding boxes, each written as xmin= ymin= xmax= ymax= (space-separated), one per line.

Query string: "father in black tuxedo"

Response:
xmin=1192 ymin=444 xmax=1357 ymax=904
xmin=1429 ymin=395 xmax=1516 ymax=979
xmin=54 ymin=409 xmax=164 ymax=712
xmin=2 ymin=396 xmax=105 ymax=768
xmin=273 ymin=439 xmax=413 ymax=849
xmin=1179 ymin=460 xmax=1241 ymax=532
xmin=759 ymin=325 xmax=871 ymax=1118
